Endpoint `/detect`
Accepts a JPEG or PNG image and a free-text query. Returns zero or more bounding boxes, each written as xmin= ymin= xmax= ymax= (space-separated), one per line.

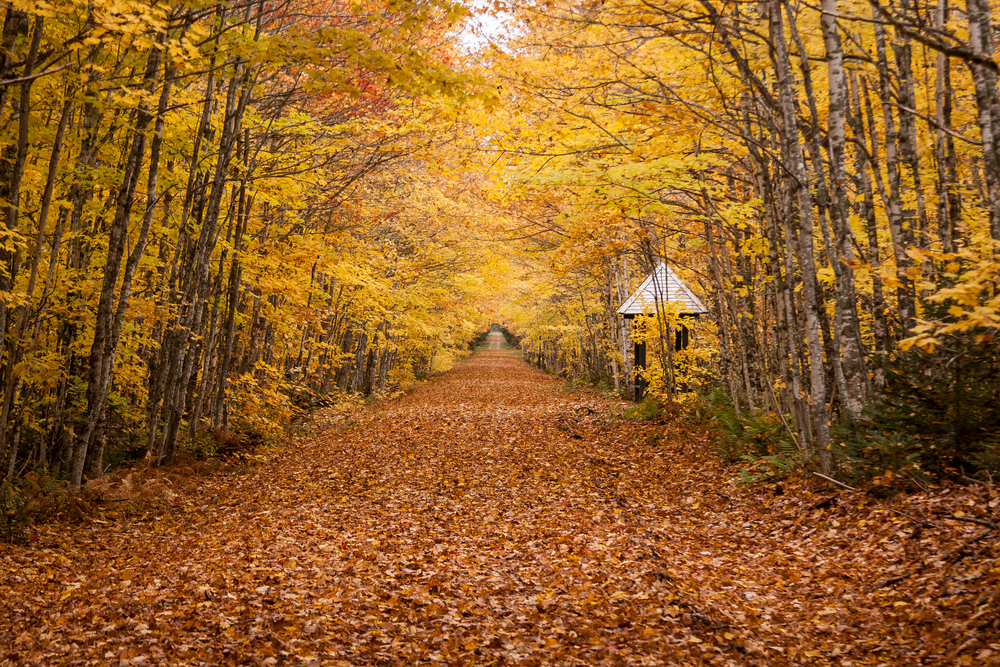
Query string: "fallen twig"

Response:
xmin=714 ymin=491 xmax=733 ymax=503
xmin=943 ymin=529 xmax=998 ymax=563
xmin=876 ymin=574 xmax=910 ymax=588
xmin=887 ymin=508 xmax=935 ymax=528
xmin=810 ymin=496 xmax=835 ymax=510
xmin=813 ymin=472 xmax=857 ymax=492
xmin=946 ymin=515 xmax=998 ymax=531
xmin=876 ymin=527 xmax=998 ymax=589
xmin=960 ymin=475 xmax=991 ymax=486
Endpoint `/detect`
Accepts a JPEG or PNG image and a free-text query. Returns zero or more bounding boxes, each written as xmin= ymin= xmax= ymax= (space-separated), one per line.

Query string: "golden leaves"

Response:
xmin=899 ymin=246 xmax=1000 ymax=352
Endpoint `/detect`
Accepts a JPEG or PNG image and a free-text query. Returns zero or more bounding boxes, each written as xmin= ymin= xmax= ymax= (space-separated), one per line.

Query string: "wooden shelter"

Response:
xmin=617 ymin=262 xmax=709 ymax=400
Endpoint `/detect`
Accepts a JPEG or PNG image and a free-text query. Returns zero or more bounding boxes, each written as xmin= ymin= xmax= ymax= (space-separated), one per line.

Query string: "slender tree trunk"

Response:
xmin=771 ymin=0 xmax=832 ymax=473
xmin=0 ymin=18 xmax=43 ymax=488
xmin=213 ymin=178 xmax=249 ymax=430
xmin=160 ymin=48 xmax=255 ymax=465
xmin=73 ymin=40 xmax=171 ymax=488
xmin=873 ymin=16 xmax=916 ymax=332
xmin=606 ymin=266 xmax=621 ymax=394
xmin=848 ymin=72 xmax=889 ymax=387
xmin=934 ymin=0 xmax=960 ymax=252
xmin=0 ymin=14 xmax=41 ymax=367
xmin=820 ymin=0 xmax=868 ymax=416
xmin=0 ymin=8 xmax=28 ymax=117
xmin=966 ymin=0 xmax=1000 ymax=242
xmin=742 ymin=94 xmax=808 ymax=440
xmin=892 ymin=27 xmax=929 ymax=251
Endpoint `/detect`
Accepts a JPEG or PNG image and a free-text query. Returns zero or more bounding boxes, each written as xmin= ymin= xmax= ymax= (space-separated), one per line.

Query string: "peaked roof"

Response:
xmin=617 ymin=262 xmax=709 ymax=316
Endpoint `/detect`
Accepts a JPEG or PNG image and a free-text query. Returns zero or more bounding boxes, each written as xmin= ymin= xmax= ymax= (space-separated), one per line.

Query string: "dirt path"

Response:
xmin=3 ymin=350 xmax=997 ymax=666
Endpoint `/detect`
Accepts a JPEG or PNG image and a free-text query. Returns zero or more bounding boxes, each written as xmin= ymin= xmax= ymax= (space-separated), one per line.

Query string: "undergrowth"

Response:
xmin=690 ymin=388 xmax=793 ymax=461
xmin=2 ymin=472 xmax=91 ymax=542
xmin=686 ymin=387 xmax=808 ymax=485
xmin=1 ymin=390 xmax=377 ymax=543
xmin=563 ymin=372 xmax=617 ymax=395
xmin=623 ymin=396 xmax=683 ymax=422
xmin=0 ymin=453 xmax=234 ymax=543
xmin=691 ymin=326 xmax=1000 ymax=489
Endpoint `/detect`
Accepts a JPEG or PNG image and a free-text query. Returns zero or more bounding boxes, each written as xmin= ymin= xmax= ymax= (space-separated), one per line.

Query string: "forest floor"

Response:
xmin=2 ymin=342 xmax=999 ymax=666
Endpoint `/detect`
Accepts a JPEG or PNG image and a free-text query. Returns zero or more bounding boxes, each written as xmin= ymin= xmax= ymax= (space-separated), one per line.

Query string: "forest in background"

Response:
xmin=0 ymin=0 xmax=516 ymax=492
xmin=487 ymin=0 xmax=1000 ymax=484
xmin=1 ymin=0 xmax=999 ymax=503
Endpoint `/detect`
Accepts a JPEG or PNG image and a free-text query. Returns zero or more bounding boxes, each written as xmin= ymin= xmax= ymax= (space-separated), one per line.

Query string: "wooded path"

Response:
xmin=3 ymin=350 xmax=996 ymax=665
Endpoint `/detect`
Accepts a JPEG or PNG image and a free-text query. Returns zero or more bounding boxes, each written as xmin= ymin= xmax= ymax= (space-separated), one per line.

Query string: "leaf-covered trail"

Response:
xmin=4 ymin=350 xmax=999 ymax=666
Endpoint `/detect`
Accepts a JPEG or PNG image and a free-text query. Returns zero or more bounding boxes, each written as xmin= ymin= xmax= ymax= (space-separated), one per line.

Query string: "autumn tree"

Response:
xmin=471 ymin=0 xmax=1000 ymax=477
xmin=0 ymin=0 xmax=502 ymax=491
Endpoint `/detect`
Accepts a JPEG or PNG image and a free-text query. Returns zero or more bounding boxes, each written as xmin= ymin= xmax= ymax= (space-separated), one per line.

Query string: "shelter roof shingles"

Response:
xmin=616 ymin=262 xmax=709 ymax=317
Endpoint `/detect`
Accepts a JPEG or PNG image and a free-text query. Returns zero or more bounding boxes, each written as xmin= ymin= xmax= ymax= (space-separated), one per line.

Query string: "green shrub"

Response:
xmin=498 ymin=325 xmax=521 ymax=348
xmin=102 ymin=436 xmax=147 ymax=474
xmin=624 ymin=396 xmax=683 ymax=422
xmin=563 ymin=370 xmax=616 ymax=394
xmin=1 ymin=472 xmax=89 ymax=541
xmin=737 ymin=440 xmax=803 ymax=484
xmin=856 ymin=308 xmax=1000 ymax=480
xmin=684 ymin=393 xmax=717 ymax=425
xmin=469 ymin=330 xmax=490 ymax=350
xmin=181 ymin=436 xmax=219 ymax=460
xmin=690 ymin=387 xmax=791 ymax=466
xmin=970 ymin=436 xmax=1000 ymax=479
xmin=829 ymin=421 xmax=929 ymax=486
xmin=1 ymin=483 xmax=29 ymax=542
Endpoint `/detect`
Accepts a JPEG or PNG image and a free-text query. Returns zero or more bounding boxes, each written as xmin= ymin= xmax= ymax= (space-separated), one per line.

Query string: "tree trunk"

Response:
xmin=848 ymin=72 xmax=889 ymax=387
xmin=873 ymin=14 xmax=917 ymax=331
xmin=966 ymin=0 xmax=1000 ymax=242
xmin=819 ymin=0 xmax=868 ymax=416
xmin=73 ymin=40 xmax=172 ymax=488
xmin=771 ymin=0 xmax=832 ymax=473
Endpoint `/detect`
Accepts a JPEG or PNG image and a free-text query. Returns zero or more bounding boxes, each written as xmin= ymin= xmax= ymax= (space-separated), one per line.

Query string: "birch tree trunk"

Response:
xmin=966 ymin=0 xmax=1000 ymax=242
xmin=771 ymin=0 xmax=833 ymax=473
xmin=848 ymin=72 xmax=889 ymax=387
xmin=934 ymin=0 xmax=960 ymax=252
xmin=819 ymin=0 xmax=868 ymax=417
xmin=873 ymin=16 xmax=916 ymax=332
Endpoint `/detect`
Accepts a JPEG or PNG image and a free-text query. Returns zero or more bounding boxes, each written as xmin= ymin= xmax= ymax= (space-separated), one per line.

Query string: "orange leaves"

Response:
xmin=3 ymin=350 xmax=999 ymax=664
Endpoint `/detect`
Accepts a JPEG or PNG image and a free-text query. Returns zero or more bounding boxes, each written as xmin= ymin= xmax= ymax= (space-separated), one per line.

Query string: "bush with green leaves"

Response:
xmin=829 ymin=426 xmax=929 ymax=487
xmin=623 ymin=396 xmax=683 ymax=423
xmin=690 ymin=387 xmax=793 ymax=466
xmin=691 ymin=298 xmax=1000 ymax=484
xmin=1 ymin=483 xmax=28 ymax=542
xmin=822 ymin=295 xmax=999 ymax=483
xmin=737 ymin=440 xmax=803 ymax=484
xmin=864 ymin=307 xmax=999 ymax=479
xmin=498 ymin=325 xmax=521 ymax=348
xmin=469 ymin=330 xmax=490 ymax=350
xmin=181 ymin=436 xmax=220 ymax=460
xmin=1 ymin=472 xmax=90 ymax=542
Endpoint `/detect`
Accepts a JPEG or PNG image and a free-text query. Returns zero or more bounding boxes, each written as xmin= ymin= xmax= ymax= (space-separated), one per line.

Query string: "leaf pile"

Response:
xmin=2 ymin=350 xmax=998 ymax=665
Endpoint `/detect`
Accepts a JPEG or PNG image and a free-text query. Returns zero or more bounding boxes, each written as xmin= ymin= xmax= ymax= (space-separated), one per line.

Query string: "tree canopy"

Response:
xmin=1 ymin=0 xmax=999 ymax=490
